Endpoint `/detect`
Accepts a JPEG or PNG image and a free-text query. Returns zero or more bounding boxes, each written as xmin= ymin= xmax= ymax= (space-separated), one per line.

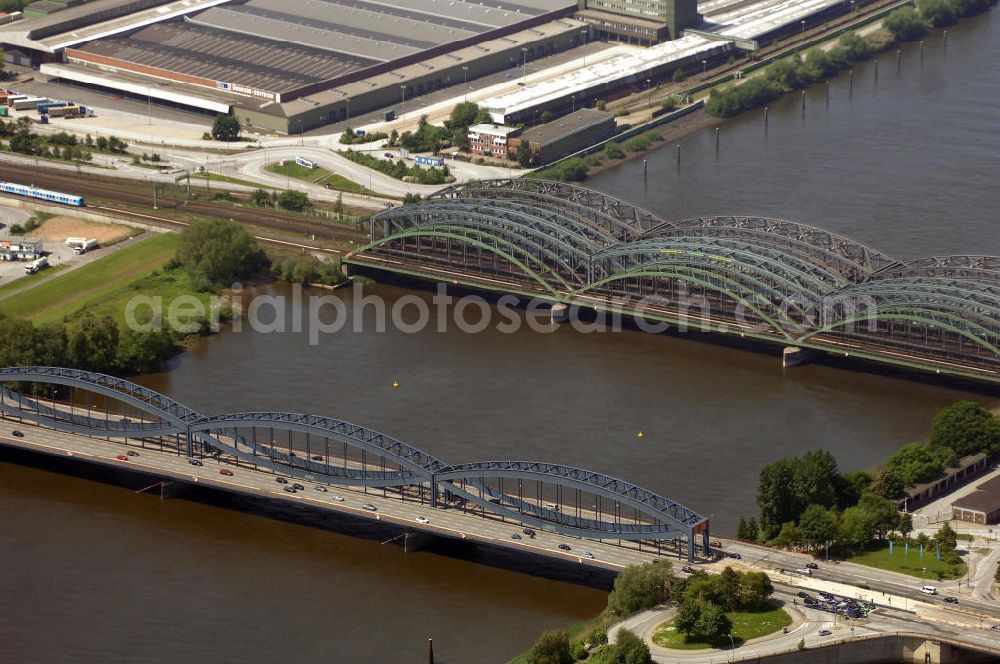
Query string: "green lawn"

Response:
xmin=193 ymin=172 xmax=275 ymax=190
xmin=266 ymin=161 xmax=329 ymax=182
xmin=0 ymin=233 xmax=181 ymax=324
xmin=848 ymin=545 xmax=966 ymax=580
xmin=0 ymin=265 xmax=69 ymax=297
xmin=651 ymin=607 xmax=792 ymax=650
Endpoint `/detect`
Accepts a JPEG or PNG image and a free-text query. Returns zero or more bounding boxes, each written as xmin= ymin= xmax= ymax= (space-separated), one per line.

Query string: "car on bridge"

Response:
xmin=682 ymin=566 xmax=694 ymax=574
xmin=275 ymin=477 xmax=288 ymax=484
xmin=522 ymin=528 xmax=536 ymax=538
xmin=292 ymin=483 xmax=305 ymax=490
xmin=583 ymin=551 xmax=595 ymax=559
xmin=511 ymin=533 xmax=522 ymax=540
xmin=220 ymin=469 xmax=233 ymax=476
xmin=332 ymin=495 xmax=344 ymax=501
xmin=284 ymin=486 xmax=297 ymax=494
xmin=188 ymin=459 xmax=203 ymax=467
xmin=558 ymin=543 xmax=571 ymax=551
xmin=362 ymin=503 xmax=377 ymax=511
xmin=12 ymin=430 xmax=23 ymax=438
xmin=314 ymin=485 xmax=328 ymax=493
xmin=944 ymin=597 xmax=959 ymax=604
xmin=416 ymin=516 xmax=429 ymax=524
xmin=115 ymin=454 xmax=128 ymax=461
xmin=806 ymin=562 xmax=818 ymax=569
xmin=127 ymin=450 xmax=139 ymax=457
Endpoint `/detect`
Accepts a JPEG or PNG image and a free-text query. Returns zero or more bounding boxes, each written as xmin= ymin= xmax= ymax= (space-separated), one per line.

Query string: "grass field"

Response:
xmin=848 ymin=545 xmax=966 ymax=580
xmin=194 ymin=172 xmax=275 ymax=190
xmin=0 ymin=233 xmax=182 ymax=324
xmin=266 ymin=162 xmax=368 ymax=194
xmin=651 ymin=607 xmax=792 ymax=650
xmin=0 ymin=265 xmax=69 ymax=298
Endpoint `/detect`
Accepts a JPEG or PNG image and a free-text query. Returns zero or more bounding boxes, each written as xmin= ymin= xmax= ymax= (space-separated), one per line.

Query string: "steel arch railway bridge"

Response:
xmin=0 ymin=366 xmax=710 ymax=561
xmin=345 ymin=179 xmax=1000 ymax=383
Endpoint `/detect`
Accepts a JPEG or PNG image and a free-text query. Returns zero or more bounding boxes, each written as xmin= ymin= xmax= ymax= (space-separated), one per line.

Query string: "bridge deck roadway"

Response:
xmin=4 ymin=421 xmax=1000 ymax=655
xmin=0 ymin=421 xmax=682 ymax=572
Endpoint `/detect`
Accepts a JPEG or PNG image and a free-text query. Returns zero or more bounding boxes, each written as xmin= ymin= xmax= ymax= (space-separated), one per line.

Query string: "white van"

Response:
xmin=921 ymin=585 xmax=938 ymax=595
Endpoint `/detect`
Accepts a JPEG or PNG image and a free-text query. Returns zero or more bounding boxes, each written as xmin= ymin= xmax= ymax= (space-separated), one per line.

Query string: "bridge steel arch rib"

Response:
xmin=434 ymin=461 xmax=710 ymax=562
xmin=0 ymin=367 xmax=709 ymax=555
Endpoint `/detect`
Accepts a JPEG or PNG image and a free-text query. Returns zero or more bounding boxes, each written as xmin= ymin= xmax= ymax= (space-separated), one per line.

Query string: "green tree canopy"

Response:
xmin=528 ymin=630 xmax=572 ymax=664
xmin=211 ymin=113 xmax=241 ymax=141
xmin=884 ymin=7 xmax=928 ymax=41
xmin=607 ymin=560 xmax=674 ymax=615
xmin=607 ymin=629 xmax=652 ymax=664
xmin=929 ymin=401 xmax=1000 ymax=457
xmin=917 ymin=0 xmax=960 ymax=26
xmin=176 ymin=219 xmax=270 ymax=290
xmin=797 ymin=504 xmax=837 ymax=549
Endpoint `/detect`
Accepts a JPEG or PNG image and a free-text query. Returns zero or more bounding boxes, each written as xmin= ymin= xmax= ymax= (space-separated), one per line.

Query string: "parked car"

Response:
xmin=220 ymin=468 xmax=234 ymax=476
xmin=384 ymin=152 xmax=394 ymax=158
xmin=188 ymin=459 xmax=203 ymax=466
xmin=12 ymin=430 xmax=24 ymax=438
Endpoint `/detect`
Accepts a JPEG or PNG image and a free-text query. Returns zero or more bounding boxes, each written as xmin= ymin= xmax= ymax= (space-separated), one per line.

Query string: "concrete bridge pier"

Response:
xmin=783 ymin=346 xmax=818 ymax=368
xmin=160 ymin=480 xmax=181 ymax=500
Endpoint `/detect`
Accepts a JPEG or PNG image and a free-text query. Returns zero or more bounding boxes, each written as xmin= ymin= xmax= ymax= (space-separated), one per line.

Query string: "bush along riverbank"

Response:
xmin=0 ymin=220 xmax=273 ymax=376
xmin=706 ymin=0 xmax=996 ymax=118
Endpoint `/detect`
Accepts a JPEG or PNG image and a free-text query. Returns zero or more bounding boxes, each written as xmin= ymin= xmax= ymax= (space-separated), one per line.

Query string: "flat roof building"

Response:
xmin=952 ymin=475 xmax=1000 ymax=525
xmin=467 ymin=124 xmax=521 ymax=160
xmin=510 ymin=108 xmax=614 ymax=165
xmin=575 ymin=0 xmax=701 ymax=44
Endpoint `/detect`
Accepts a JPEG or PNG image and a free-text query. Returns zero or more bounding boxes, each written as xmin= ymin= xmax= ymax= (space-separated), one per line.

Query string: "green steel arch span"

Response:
xmin=349 ymin=180 xmax=1000 ymax=382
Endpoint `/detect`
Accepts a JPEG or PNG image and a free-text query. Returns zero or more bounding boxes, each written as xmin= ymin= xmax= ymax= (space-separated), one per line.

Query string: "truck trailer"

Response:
xmin=25 ymin=256 xmax=48 ymax=274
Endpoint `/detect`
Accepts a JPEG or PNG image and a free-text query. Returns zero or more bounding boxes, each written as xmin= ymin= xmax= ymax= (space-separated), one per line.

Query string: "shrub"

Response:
xmin=604 ymin=141 xmax=625 ymax=159
xmin=766 ymin=58 xmax=802 ymax=91
xmin=918 ymin=0 xmax=960 ymax=26
xmin=884 ymin=7 xmax=928 ymax=41
xmin=705 ymin=78 xmax=779 ymax=118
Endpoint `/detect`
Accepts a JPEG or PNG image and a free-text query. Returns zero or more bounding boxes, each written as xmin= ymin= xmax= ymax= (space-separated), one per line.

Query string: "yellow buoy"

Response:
xmin=637 ymin=431 xmax=645 ymax=439
xmin=392 ymin=381 xmax=399 ymax=389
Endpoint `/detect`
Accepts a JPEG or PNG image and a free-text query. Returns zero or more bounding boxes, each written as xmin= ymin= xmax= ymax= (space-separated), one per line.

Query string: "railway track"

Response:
xmin=3 ymin=167 xmax=362 ymax=248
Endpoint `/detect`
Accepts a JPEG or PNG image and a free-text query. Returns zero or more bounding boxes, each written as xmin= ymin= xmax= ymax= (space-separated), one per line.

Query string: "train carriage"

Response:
xmin=0 ymin=181 xmax=84 ymax=207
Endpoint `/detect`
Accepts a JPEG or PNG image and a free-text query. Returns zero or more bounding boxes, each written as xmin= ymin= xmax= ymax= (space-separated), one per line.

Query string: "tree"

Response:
xmin=211 ymin=113 xmax=241 ymax=142
xmin=929 ymin=401 xmax=1000 ymax=457
xmin=672 ymin=68 xmax=687 ymax=83
xmin=66 ymin=315 xmax=120 ymax=372
xmin=797 ymin=504 xmax=837 ymax=550
xmin=870 ymin=468 xmax=905 ymax=499
xmin=757 ymin=458 xmax=799 ymax=539
xmin=793 ymin=450 xmax=840 ymax=510
xmin=334 ymin=192 xmax=344 ymax=216
xmin=694 ymin=604 xmax=731 ymax=642
xmin=741 ymin=572 xmax=774 ymax=609
xmin=897 ymin=512 xmax=913 ymax=538
xmin=883 ymin=7 xmax=928 ymax=41
xmin=885 ymin=442 xmax=948 ymax=487
xmin=604 ymin=141 xmax=625 ymax=159
xmin=608 ymin=629 xmax=651 ymax=664
xmin=837 ymin=470 xmax=873 ymax=509
xmin=673 ymin=598 xmax=703 ymax=637
xmin=176 ymin=219 xmax=269 ymax=290
xmin=918 ymin=0 xmax=960 ymax=26
xmin=249 ymin=188 xmax=273 ymax=207
xmin=277 ymin=189 xmax=310 ymax=212
xmin=607 ymin=561 xmax=674 ymax=615
xmin=766 ymin=57 xmax=801 ymax=91
xmin=528 ymin=630 xmax=572 ymax=664
xmin=772 ymin=521 xmax=798 ymax=547
xmin=857 ymin=492 xmax=900 ymax=540
xmin=515 ymin=140 xmax=538 ymax=168
xmin=717 ymin=567 xmax=741 ymax=611
xmin=933 ymin=522 xmax=958 ymax=551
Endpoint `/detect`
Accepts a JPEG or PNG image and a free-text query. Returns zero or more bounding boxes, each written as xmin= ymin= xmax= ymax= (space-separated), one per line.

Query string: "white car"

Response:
xmin=583 ymin=551 xmax=595 ymax=559
xmin=416 ymin=516 xmax=429 ymax=524
xmin=332 ymin=495 xmax=345 ymax=502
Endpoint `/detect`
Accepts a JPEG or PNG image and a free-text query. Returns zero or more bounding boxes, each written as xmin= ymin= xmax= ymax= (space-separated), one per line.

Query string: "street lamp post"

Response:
xmin=727 ymin=634 xmax=735 ymax=663
xmin=801 ymin=20 xmax=806 ymax=34
xmin=400 ymin=85 xmax=407 ymax=124
xmin=522 ymin=47 xmax=528 ymax=84
xmin=581 ymin=29 xmax=588 ymax=67
xmin=346 ymin=98 xmax=350 ymax=121
xmin=701 ymin=59 xmax=707 ymax=76
xmin=571 ymin=94 xmax=575 ymax=113
xmin=462 ymin=66 xmax=469 ymax=102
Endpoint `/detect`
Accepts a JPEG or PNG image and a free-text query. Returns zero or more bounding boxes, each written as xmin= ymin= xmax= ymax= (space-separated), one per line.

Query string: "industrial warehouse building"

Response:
xmin=0 ymin=0 xmax=590 ymax=133
xmin=509 ymin=109 xmax=614 ymax=165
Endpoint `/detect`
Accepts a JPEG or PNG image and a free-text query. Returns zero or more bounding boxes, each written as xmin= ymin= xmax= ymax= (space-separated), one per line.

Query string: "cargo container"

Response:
xmin=0 ymin=107 xmax=7 ymax=117
xmin=25 ymin=256 xmax=48 ymax=274
xmin=414 ymin=155 xmax=444 ymax=168
xmin=6 ymin=95 xmax=27 ymax=107
xmin=37 ymin=101 xmax=68 ymax=114
xmin=48 ymin=105 xmax=80 ymax=118
xmin=13 ymin=97 xmax=47 ymax=111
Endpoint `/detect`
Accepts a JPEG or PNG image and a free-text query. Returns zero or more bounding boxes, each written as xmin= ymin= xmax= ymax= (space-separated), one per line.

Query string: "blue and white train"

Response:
xmin=0 ymin=181 xmax=84 ymax=207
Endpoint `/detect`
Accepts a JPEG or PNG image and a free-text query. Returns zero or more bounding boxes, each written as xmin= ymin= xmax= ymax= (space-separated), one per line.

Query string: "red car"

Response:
xmin=115 ymin=454 xmax=128 ymax=461
xmin=220 ymin=469 xmax=234 ymax=476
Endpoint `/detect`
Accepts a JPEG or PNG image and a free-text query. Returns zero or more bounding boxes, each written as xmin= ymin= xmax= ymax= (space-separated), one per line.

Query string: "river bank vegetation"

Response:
xmin=0 ymin=220 xmax=276 ymax=375
xmin=738 ymin=401 xmax=997 ymax=578
xmin=706 ymin=0 xmax=995 ymax=118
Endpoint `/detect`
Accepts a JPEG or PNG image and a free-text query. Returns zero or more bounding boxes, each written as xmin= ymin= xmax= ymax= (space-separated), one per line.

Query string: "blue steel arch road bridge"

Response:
xmin=346 ymin=179 xmax=1000 ymax=383
xmin=0 ymin=366 xmax=710 ymax=562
